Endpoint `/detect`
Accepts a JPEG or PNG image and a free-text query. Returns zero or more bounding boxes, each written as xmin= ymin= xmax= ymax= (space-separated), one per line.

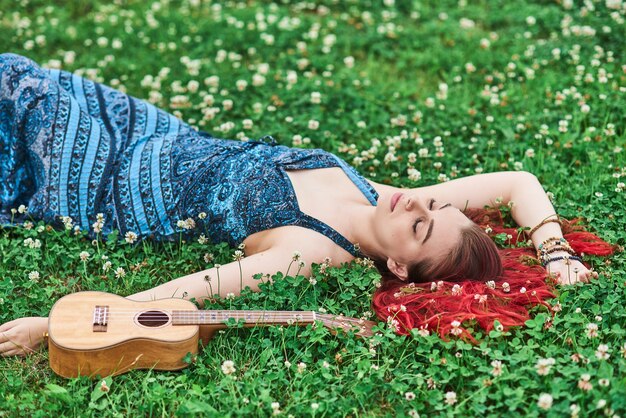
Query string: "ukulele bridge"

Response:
xmin=93 ymin=305 xmax=109 ymax=332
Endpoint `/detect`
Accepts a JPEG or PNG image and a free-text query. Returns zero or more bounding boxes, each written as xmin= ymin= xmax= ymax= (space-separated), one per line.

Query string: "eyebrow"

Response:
xmin=422 ymin=203 xmax=453 ymax=244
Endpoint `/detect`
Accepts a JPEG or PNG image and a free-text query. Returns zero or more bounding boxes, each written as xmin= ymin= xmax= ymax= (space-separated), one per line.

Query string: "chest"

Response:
xmin=242 ymin=167 xmax=372 ymax=257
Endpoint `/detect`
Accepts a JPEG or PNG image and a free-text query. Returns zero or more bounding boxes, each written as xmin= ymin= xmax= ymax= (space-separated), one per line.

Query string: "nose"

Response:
xmin=405 ymin=196 xmax=428 ymax=213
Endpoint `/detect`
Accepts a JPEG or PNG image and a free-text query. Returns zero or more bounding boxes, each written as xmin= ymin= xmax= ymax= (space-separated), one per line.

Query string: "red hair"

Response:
xmin=371 ymin=207 xmax=616 ymax=342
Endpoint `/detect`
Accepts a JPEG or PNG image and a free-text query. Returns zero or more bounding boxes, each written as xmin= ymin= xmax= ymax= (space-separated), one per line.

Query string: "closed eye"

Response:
xmin=412 ymin=218 xmax=421 ymax=233
xmin=430 ymin=199 xmax=452 ymax=211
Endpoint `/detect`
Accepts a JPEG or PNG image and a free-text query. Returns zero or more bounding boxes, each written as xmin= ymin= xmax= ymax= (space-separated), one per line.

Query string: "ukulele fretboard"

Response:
xmin=171 ymin=310 xmax=316 ymax=326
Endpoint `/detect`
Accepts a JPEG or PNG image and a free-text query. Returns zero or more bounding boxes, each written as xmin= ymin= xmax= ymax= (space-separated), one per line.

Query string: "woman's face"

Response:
xmin=372 ymin=191 xmax=471 ymax=278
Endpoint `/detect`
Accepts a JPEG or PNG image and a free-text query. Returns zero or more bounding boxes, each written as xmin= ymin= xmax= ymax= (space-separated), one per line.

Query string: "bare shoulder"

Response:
xmin=267 ymin=226 xmax=355 ymax=268
xmin=365 ymin=178 xmax=400 ymax=196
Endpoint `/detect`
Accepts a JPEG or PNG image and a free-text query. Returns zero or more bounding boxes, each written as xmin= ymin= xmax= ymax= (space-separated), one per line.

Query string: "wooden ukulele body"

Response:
xmin=48 ymin=291 xmax=375 ymax=378
xmin=48 ymin=291 xmax=200 ymax=378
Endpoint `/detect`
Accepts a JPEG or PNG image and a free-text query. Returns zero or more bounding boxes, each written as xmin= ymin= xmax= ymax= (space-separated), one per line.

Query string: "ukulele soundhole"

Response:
xmin=136 ymin=310 xmax=170 ymax=327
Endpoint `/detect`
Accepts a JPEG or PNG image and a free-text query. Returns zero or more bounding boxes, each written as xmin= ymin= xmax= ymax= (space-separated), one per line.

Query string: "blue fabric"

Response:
xmin=0 ymin=54 xmax=378 ymax=256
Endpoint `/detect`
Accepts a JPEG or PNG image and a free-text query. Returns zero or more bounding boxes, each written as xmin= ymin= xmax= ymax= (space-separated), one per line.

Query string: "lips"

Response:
xmin=390 ymin=192 xmax=403 ymax=212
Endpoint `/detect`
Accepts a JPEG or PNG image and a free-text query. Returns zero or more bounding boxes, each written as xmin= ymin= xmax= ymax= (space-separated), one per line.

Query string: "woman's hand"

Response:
xmin=546 ymin=258 xmax=598 ymax=285
xmin=0 ymin=317 xmax=48 ymax=357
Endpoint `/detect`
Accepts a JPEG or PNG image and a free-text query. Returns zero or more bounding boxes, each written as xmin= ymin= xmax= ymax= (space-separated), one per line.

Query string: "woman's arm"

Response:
xmin=418 ymin=171 xmax=596 ymax=284
xmin=128 ymin=247 xmax=304 ymax=307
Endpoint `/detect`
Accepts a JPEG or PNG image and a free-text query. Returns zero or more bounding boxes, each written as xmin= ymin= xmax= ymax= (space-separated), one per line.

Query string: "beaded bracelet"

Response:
xmin=537 ymin=237 xmax=568 ymax=251
xmin=540 ymin=246 xmax=576 ymax=256
xmin=539 ymin=248 xmax=577 ymax=265
xmin=537 ymin=242 xmax=574 ymax=258
xmin=527 ymin=216 xmax=562 ymax=238
xmin=541 ymin=255 xmax=583 ymax=267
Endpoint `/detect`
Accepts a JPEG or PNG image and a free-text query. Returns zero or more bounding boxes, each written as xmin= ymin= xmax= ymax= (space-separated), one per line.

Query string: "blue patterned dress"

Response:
xmin=0 ymin=53 xmax=378 ymax=256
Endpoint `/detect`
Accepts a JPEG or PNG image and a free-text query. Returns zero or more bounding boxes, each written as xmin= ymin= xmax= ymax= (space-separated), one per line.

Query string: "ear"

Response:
xmin=386 ymin=258 xmax=409 ymax=281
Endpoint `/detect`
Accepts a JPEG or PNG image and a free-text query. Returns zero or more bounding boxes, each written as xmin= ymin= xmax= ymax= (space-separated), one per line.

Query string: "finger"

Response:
xmin=1 ymin=348 xmax=21 ymax=357
xmin=0 ymin=340 xmax=18 ymax=354
xmin=0 ymin=319 xmax=18 ymax=332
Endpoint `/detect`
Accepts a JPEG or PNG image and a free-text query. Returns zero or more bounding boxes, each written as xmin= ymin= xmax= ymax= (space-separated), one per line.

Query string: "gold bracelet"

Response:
xmin=528 ymin=216 xmax=562 ymax=238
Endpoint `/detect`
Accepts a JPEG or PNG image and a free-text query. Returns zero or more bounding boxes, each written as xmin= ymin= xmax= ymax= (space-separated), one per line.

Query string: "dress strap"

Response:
xmin=297 ymin=214 xmax=361 ymax=257
xmin=330 ymin=155 xmax=379 ymax=205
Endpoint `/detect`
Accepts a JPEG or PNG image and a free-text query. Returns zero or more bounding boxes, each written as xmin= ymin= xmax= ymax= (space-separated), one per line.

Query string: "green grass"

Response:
xmin=1 ymin=0 xmax=625 ymax=416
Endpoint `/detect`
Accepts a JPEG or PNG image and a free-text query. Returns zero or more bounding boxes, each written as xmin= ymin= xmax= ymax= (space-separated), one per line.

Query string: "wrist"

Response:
xmin=541 ymin=253 xmax=583 ymax=267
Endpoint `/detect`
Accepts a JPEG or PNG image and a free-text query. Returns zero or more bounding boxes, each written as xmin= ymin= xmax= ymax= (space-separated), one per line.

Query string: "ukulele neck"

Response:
xmin=171 ymin=310 xmax=316 ymax=327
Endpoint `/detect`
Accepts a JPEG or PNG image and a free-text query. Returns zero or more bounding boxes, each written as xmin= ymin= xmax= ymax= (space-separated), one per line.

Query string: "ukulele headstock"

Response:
xmin=316 ymin=313 xmax=376 ymax=338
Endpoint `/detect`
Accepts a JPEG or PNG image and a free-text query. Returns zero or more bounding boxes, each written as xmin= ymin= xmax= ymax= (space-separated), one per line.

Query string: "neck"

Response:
xmin=347 ymin=203 xmax=385 ymax=261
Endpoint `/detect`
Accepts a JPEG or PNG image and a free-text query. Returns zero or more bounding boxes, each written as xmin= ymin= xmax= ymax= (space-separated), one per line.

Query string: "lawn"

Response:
xmin=1 ymin=0 xmax=625 ymax=416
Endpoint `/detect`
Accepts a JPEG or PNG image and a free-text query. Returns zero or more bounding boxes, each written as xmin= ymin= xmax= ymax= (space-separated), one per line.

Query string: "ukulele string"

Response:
xmin=88 ymin=310 xmax=358 ymax=324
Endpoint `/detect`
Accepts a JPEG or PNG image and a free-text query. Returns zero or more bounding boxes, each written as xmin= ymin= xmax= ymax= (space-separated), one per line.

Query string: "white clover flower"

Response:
xmin=115 ymin=267 xmax=126 ymax=278
xmin=221 ymin=360 xmax=236 ymax=375
xmin=99 ymin=379 xmax=110 ymax=392
xmin=474 ymin=294 xmax=488 ymax=304
xmin=102 ymin=261 xmax=112 ymax=272
xmin=28 ymin=271 xmax=40 ymax=282
xmin=595 ymin=344 xmax=610 ymax=360
xmin=586 ymin=323 xmax=599 ymax=338
xmin=407 ymin=168 xmax=421 ymax=182
xmin=236 ymin=79 xmax=247 ymax=91
xmin=491 ymin=360 xmax=503 ymax=376
xmin=79 ymin=251 xmax=90 ymax=261
xmin=444 ymin=391 xmax=457 ymax=405
xmin=459 ymin=18 xmax=475 ymax=29
xmin=222 ymin=99 xmax=233 ymax=111
xmin=451 ymin=284 xmax=463 ymax=296
xmin=535 ymin=357 xmax=555 ymax=375
xmin=537 ymin=393 xmax=553 ymax=410
xmin=308 ymin=120 xmax=319 ymax=130
xmin=450 ymin=320 xmax=463 ymax=336
xmin=252 ymin=73 xmax=266 ymax=86
xmin=125 ymin=231 xmax=138 ymax=244
xmin=310 ymin=92 xmax=321 ymax=104
xmin=61 ymin=216 xmax=74 ymax=230
xmin=405 ymin=392 xmax=416 ymax=401
xmin=296 ymin=362 xmax=307 ymax=373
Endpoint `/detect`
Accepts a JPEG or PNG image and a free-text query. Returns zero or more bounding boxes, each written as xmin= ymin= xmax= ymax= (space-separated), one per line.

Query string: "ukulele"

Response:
xmin=48 ymin=291 xmax=376 ymax=378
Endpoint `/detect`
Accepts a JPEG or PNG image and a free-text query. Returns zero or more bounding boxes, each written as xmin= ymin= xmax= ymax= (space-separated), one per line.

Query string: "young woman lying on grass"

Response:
xmin=0 ymin=53 xmax=613 ymax=357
